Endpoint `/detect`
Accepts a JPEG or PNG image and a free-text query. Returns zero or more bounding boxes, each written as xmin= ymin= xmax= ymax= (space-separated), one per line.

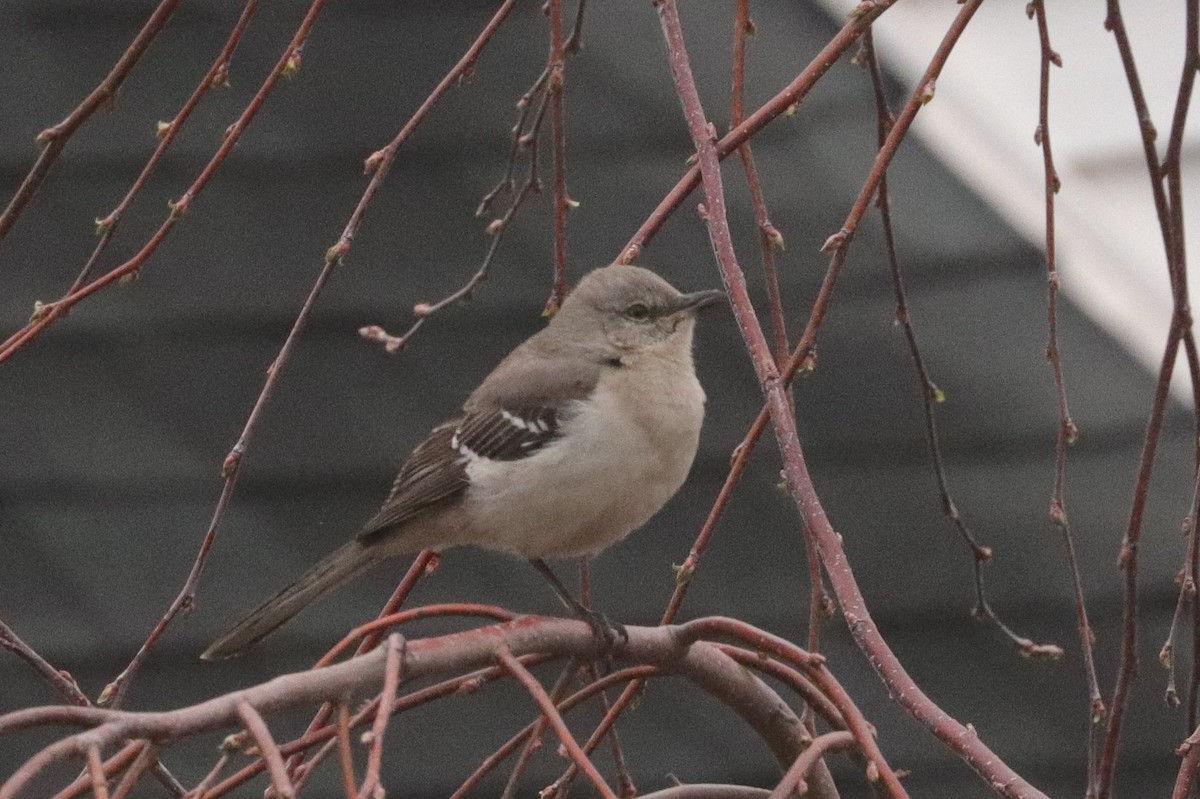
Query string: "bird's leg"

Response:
xmin=528 ymin=558 xmax=627 ymax=657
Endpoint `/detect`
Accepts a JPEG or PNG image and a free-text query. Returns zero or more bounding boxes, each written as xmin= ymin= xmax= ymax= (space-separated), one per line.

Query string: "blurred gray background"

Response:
xmin=0 ymin=1 xmax=1193 ymax=796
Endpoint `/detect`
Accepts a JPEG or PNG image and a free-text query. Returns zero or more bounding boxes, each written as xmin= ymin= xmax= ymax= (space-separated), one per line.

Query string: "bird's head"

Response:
xmin=551 ymin=264 xmax=725 ymax=359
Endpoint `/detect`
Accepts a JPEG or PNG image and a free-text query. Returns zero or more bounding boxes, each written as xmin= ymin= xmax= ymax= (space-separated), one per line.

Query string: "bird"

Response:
xmin=201 ymin=263 xmax=723 ymax=660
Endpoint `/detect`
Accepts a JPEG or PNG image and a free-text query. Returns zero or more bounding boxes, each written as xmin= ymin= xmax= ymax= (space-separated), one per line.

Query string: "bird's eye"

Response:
xmin=624 ymin=302 xmax=651 ymax=321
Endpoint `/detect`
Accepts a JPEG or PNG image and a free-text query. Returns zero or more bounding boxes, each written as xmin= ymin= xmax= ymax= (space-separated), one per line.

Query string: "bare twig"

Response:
xmin=357 ymin=635 xmax=404 ymax=799
xmin=98 ymin=0 xmax=520 ymax=711
xmin=546 ymin=0 xmax=573 ymax=315
xmin=650 ymin=1 xmax=1046 ymax=797
xmin=336 ymin=703 xmax=357 ymax=799
xmin=284 ymin=551 xmax=439 ymax=779
xmin=497 ymin=646 xmax=617 ymax=799
xmin=1099 ymin=1 xmax=1199 ymax=793
xmin=236 ymin=702 xmax=294 ymax=799
xmin=85 ymin=745 xmax=110 ymax=799
xmin=107 ymin=744 xmax=156 ymax=799
xmin=859 ymin=31 xmax=1058 ymax=660
xmin=0 ymin=0 xmax=183 ymax=248
xmin=0 ymin=0 xmax=324 ymax=364
xmin=1025 ymin=14 xmax=1104 ymax=788
xmin=0 ymin=618 xmax=89 ymax=706
xmin=767 ymin=730 xmax=857 ymax=799
xmin=1 ymin=0 xmax=260 ymax=359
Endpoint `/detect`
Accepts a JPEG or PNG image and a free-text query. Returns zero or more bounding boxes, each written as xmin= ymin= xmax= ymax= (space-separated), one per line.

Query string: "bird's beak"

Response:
xmin=674 ymin=289 xmax=726 ymax=314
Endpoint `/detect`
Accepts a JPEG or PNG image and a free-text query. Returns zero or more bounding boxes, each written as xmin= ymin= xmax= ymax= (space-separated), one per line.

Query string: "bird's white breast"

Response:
xmin=462 ymin=349 xmax=706 ymax=558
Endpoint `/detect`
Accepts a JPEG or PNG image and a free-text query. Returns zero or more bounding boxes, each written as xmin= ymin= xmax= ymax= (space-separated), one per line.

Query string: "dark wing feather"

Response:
xmin=357 ymin=408 xmax=562 ymax=541
xmin=359 ymin=420 xmax=468 ymax=539
xmin=359 ymin=339 xmax=606 ymax=541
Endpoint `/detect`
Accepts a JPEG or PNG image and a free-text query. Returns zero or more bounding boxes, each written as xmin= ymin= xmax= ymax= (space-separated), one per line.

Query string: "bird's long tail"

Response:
xmin=201 ymin=540 xmax=377 ymax=661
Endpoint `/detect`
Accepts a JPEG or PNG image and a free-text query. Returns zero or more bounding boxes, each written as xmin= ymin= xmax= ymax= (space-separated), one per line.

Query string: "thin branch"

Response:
xmin=546 ymin=0 xmax=572 ymax=314
xmin=97 ymin=0 xmax=520 ymax=711
xmin=496 ymin=646 xmax=617 ymax=799
xmin=85 ymin=745 xmax=110 ymax=799
xmin=315 ymin=603 xmax=514 ymax=668
xmin=767 ymin=731 xmax=857 ymax=799
xmin=1025 ymin=15 xmax=1104 ymax=786
xmin=0 ymin=0 xmax=325 ymax=364
xmin=0 ymin=618 xmax=89 ymax=706
xmin=336 ymin=703 xmax=357 ymax=799
xmin=107 ymin=744 xmax=156 ymax=799
xmin=1099 ymin=1 xmax=1199 ymax=793
xmin=455 ymin=665 xmax=652 ymax=799
xmin=357 ymin=635 xmax=404 ymax=799
xmin=0 ymin=0 xmax=183 ymax=247
xmin=236 ymin=702 xmax=294 ymax=799
xmin=0 ymin=0 xmax=260 ymax=358
xmin=649 ymin=1 xmax=1047 ymax=797
xmin=860 ymin=30 xmax=1059 ymax=660
xmin=620 ymin=0 xmax=898 ymax=264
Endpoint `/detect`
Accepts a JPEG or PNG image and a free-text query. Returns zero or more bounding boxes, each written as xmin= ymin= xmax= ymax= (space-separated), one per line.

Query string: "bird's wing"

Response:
xmin=358 ymin=348 xmax=605 ymax=541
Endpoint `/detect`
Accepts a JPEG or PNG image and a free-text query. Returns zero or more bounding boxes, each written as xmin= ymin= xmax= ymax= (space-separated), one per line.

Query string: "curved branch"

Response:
xmin=0 ymin=617 xmax=836 ymax=799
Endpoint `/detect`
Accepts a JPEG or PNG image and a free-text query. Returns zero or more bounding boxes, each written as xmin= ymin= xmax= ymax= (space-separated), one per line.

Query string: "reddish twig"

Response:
xmin=651 ymin=1 xmax=1047 ymax=797
xmin=620 ymin=0 xmax=898 ymax=264
xmin=767 ymin=730 xmax=857 ymax=799
xmin=98 ymin=0 xmax=519 ymax=711
xmin=50 ymin=743 xmax=145 ymax=799
xmin=0 ymin=618 xmax=89 ymax=706
xmin=729 ymin=0 xmax=829 ymax=659
xmin=1173 ymin=724 xmax=1200 ymax=799
xmin=85 ymin=745 xmax=110 ymax=799
xmin=356 ymin=635 xmax=404 ymax=799
xmin=1026 ymin=13 xmax=1104 ymax=781
xmin=0 ymin=0 xmax=260 ymax=358
xmin=545 ymin=0 xmax=573 ymax=315
xmin=495 ymin=646 xmax=617 ymax=799
xmin=335 ymin=703 xmax=357 ymax=799
xmin=107 ymin=743 xmax=156 ymax=799
xmin=1099 ymin=1 xmax=1199 ymax=793
xmin=284 ymin=551 xmax=439 ymax=778
xmin=578 ymin=562 xmax=635 ymax=798
xmin=361 ymin=0 xmax=588 ymax=353
xmin=1164 ymin=474 xmax=1200 ymax=709
xmin=454 ymin=665 xmax=652 ymax=799
xmin=0 ymin=1 xmax=326 ymax=364
xmin=0 ymin=0 xmax=182 ymax=248
xmin=860 ymin=31 xmax=1059 ymax=660
xmin=189 ymin=752 xmax=230 ymax=797
xmin=236 ymin=702 xmax=294 ymax=799
xmin=315 ymin=603 xmax=515 ymax=668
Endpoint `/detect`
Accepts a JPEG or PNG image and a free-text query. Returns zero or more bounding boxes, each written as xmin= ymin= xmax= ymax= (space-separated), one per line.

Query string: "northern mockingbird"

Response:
xmin=202 ymin=264 xmax=723 ymax=660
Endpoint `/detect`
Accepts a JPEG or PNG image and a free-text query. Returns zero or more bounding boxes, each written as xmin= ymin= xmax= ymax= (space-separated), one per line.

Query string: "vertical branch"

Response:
xmin=85 ymin=745 xmax=110 ymax=799
xmin=1028 ymin=5 xmax=1105 ymax=794
xmin=729 ymin=0 xmax=829 ymax=659
xmin=336 ymin=703 xmax=358 ymax=799
xmin=860 ymin=30 xmax=1058 ymax=658
xmin=546 ymin=0 xmax=573 ymax=313
xmin=651 ymin=0 xmax=1048 ymax=796
xmin=357 ymin=635 xmax=404 ymax=799
xmin=1099 ymin=2 xmax=1198 ymax=794
xmin=236 ymin=702 xmax=295 ymax=799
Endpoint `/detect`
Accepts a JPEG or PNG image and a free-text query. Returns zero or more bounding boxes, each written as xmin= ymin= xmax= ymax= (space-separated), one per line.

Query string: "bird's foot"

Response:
xmin=576 ymin=606 xmax=628 ymax=666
